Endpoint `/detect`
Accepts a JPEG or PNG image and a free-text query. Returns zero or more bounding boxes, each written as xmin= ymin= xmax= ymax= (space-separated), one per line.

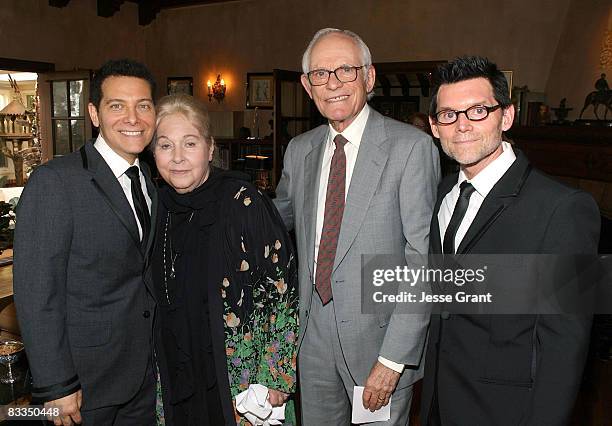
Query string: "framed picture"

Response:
xmin=167 ymin=77 xmax=193 ymax=95
xmin=246 ymin=73 xmax=274 ymax=109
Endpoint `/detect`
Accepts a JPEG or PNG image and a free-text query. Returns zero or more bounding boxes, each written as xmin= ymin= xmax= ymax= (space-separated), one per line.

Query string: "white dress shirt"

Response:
xmin=313 ymin=104 xmax=404 ymax=373
xmin=94 ymin=135 xmax=152 ymax=240
xmin=438 ymin=141 xmax=516 ymax=251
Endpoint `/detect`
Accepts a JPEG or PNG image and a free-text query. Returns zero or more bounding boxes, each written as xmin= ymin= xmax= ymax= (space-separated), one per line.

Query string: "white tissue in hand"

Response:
xmin=235 ymin=384 xmax=286 ymax=426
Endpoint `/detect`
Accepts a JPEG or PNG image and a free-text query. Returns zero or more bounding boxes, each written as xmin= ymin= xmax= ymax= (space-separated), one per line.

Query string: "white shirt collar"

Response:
xmin=458 ymin=141 xmax=516 ymax=198
xmin=94 ymin=134 xmax=141 ymax=178
xmin=328 ymin=103 xmax=370 ymax=148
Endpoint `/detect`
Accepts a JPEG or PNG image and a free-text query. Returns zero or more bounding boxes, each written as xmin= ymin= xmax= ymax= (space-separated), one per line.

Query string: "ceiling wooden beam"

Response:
xmin=138 ymin=0 xmax=162 ymax=26
xmin=157 ymin=0 xmax=243 ymax=6
xmin=97 ymin=0 xmax=125 ymax=18
xmin=51 ymin=0 xmax=251 ymax=25
xmin=48 ymin=0 xmax=71 ymax=7
xmin=0 ymin=58 xmax=55 ymax=73
xmin=136 ymin=0 xmax=245 ymax=25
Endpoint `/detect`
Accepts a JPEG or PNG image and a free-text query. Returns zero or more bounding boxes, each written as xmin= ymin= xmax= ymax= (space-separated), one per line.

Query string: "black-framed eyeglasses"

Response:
xmin=434 ymin=104 xmax=503 ymax=125
xmin=307 ymin=65 xmax=366 ymax=86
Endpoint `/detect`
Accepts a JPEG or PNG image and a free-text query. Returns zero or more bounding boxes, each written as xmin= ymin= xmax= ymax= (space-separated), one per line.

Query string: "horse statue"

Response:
xmin=579 ymin=89 xmax=612 ymax=120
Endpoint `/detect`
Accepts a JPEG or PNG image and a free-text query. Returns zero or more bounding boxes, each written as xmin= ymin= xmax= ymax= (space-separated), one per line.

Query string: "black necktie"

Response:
xmin=443 ymin=181 xmax=476 ymax=254
xmin=125 ymin=166 xmax=151 ymax=247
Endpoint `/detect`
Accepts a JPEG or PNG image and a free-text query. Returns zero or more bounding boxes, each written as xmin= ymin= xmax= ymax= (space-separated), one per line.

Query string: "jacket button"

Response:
xmin=441 ymin=311 xmax=450 ymax=320
xmin=143 ymin=310 xmax=151 ymax=318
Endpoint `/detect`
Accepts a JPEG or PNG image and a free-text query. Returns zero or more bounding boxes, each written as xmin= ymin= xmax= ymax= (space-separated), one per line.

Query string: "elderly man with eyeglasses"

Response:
xmin=421 ymin=56 xmax=600 ymax=426
xmin=274 ymin=28 xmax=440 ymax=425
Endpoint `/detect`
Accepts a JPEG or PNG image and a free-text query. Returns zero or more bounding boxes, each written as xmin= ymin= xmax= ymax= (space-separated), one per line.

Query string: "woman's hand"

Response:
xmin=267 ymin=389 xmax=289 ymax=407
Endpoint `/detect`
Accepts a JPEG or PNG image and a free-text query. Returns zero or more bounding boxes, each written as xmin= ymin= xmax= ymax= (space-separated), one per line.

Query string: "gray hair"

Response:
xmin=152 ymin=94 xmax=214 ymax=149
xmin=301 ymin=28 xmax=374 ymax=99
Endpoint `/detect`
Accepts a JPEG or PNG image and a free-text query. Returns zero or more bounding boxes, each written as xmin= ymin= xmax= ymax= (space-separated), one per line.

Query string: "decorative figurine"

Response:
xmin=579 ymin=74 xmax=612 ymax=120
xmin=551 ymin=98 xmax=573 ymax=124
xmin=595 ymin=73 xmax=610 ymax=91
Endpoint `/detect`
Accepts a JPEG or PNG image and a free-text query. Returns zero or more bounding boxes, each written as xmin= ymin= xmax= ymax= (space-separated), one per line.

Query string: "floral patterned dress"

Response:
xmin=154 ymin=171 xmax=298 ymax=426
xmin=222 ymin=184 xmax=298 ymax=426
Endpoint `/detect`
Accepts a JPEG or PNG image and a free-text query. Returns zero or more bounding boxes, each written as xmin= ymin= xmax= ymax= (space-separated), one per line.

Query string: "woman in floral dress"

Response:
xmin=151 ymin=94 xmax=298 ymax=425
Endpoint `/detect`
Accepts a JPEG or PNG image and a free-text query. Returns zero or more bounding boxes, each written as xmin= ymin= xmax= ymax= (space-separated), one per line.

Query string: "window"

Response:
xmin=51 ymin=79 xmax=85 ymax=155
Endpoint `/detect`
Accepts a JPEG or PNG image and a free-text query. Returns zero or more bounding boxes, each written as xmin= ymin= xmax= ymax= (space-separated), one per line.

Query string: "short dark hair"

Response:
xmin=89 ymin=59 xmax=156 ymax=109
xmin=429 ymin=56 xmax=511 ymax=117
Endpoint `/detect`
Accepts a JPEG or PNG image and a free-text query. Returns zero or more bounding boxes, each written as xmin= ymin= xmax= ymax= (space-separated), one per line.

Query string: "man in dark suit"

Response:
xmin=14 ymin=59 xmax=158 ymax=425
xmin=420 ymin=56 xmax=600 ymax=425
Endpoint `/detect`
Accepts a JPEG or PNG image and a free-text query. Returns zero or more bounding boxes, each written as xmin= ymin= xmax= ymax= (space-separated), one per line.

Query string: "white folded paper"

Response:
xmin=351 ymin=386 xmax=392 ymax=424
xmin=235 ymin=384 xmax=286 ymax=426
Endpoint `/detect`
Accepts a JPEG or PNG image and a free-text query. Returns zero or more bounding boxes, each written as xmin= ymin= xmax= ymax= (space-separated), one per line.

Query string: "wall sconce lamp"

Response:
xmin=207 ymin=75 xmax=226 ymax=102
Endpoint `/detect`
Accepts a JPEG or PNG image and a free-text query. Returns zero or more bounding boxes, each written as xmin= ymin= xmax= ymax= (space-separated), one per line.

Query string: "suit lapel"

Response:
xmin=83 ymin=143 xmax=142 ymax=252
xmin=431 ymin=176 xmax=455 ymax=255
xmin=303 ymin=127 xmax=328 ymax=277
xmin=142 ymin=162 xmax=158 ymax=260
xmin=334 ymin=110 xmax=388 ymax=270
xmin=456 ymin=151 xmax=532 ymax=254
xmin=456 ymin=197 xmax=505 ymax=254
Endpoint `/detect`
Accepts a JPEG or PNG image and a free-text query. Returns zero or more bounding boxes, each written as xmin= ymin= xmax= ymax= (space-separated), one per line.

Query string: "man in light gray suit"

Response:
xmin=14 ymin=59 xmax=157 ymax=425
xmin=274 ymin=28 xmax=440 ymax=425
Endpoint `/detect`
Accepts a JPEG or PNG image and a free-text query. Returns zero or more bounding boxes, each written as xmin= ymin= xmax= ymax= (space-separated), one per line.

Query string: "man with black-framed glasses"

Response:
xmin=421 ymin=55 xmax=599 ymax=425
xmin=274 ymin=28 xmax=440 ymax=425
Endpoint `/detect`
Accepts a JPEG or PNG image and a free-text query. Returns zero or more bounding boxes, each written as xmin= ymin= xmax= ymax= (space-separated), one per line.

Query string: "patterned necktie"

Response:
xmin=125 ymin=166 xmax=151 ymax=247
xmin=315 ymin=134 xmax=348 ymax=305
xmin=442 ymin=181 xmax=476 ymax=254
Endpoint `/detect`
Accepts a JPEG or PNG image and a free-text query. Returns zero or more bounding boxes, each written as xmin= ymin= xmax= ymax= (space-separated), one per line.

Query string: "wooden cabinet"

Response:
xmin=507 ymin=125 xmax=612 ymax=218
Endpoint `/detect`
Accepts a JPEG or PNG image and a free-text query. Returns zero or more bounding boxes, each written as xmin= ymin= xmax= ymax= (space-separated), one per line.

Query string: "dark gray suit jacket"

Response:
xmin=13 ymin=141 xmax=157 ymax=410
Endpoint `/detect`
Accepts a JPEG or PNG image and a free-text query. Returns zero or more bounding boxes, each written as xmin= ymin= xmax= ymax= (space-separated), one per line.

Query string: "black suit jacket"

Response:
xmin=13 ymin=141 xmax=157 ymax=410
xmin=421 ymin=150 xmax=600 ymax=426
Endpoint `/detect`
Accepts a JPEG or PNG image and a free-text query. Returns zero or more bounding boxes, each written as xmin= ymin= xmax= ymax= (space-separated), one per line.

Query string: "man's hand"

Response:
xmin=45 ymin=390 xmax=82 ymax=426
xmin=362 ymin=361 xmax=400 ymax=412
xmin=267 ymin=388 xmax=289 ymax=407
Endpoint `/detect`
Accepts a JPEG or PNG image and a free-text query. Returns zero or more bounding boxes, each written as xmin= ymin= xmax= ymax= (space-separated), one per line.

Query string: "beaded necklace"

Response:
xmin=162 ymin=211 xmax=178 ymax=304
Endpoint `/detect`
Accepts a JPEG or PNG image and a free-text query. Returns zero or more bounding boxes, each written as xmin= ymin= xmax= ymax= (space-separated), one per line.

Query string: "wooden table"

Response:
xmin=0 ymin=249 xmax=31 ymax=423
xmin=0 ymin=268 xmax=12 ymax=301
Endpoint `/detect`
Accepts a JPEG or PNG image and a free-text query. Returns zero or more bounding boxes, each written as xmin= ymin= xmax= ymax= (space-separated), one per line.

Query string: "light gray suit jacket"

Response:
xmin=13 ymin=142 xmax=157 ymax=409
xmin=274 ymin=108 xmax=440 ymax=388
